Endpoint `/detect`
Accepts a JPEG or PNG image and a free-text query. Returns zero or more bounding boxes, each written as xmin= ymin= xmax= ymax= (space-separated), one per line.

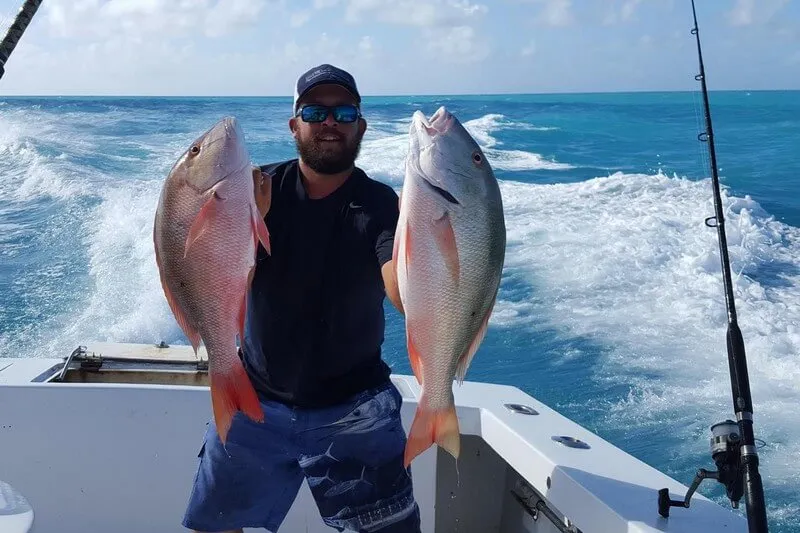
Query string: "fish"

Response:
xmin=153 ymin=116 xmax=271 ymax=444
xmin=393 ymin=106 xmax=506 ymax=467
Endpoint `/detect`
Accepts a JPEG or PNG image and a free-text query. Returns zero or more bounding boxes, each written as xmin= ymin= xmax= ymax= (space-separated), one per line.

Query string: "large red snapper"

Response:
xmin=153 ymin=116 xmax=270 ymax=444
xmin=393 ymin=106 xmax=506 ymax=467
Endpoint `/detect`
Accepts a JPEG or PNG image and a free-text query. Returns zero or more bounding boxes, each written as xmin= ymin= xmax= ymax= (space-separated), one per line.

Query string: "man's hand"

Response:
xmin=381 ymin=260 xmax=404 ymax=315
xmin=253 ymin=166 xmax=271 ymax=219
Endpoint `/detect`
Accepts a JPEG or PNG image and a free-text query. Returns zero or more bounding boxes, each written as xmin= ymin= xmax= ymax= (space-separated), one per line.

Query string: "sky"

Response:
xmin=0 ymin=0 xmax=798 ymax=96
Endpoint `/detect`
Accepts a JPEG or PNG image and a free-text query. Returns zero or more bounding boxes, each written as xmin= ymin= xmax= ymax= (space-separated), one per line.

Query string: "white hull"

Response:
xmin=0 ymin=342 xmax=746 ymax=533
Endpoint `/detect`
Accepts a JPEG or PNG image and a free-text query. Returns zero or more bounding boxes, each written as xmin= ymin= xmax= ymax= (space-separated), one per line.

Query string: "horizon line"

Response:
xmin=1 ymin=88 xmax=798 ymax=99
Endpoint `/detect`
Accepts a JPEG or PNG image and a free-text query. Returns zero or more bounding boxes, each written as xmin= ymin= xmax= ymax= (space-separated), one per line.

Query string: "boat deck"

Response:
xmin=0 ymin=342 xmax=747 ymax=533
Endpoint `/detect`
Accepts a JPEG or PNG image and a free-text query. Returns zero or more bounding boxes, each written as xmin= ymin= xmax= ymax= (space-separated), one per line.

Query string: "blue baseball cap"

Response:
xmin=293 ymin=64 xmax=361 ymax=113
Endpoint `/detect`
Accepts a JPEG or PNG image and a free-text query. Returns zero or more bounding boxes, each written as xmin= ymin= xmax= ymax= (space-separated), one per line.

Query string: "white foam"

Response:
xmin=494 ymin=170 xmax=800 ymax=489
xmin=58 ymin=180 xmax=181 ymax=346
xmin=462 ymin=113 xmax=504 ymax=148
xmin=0 ymin=107 xmax=194 ymax=357
xmin=356 ymin=111 xmax=572 ymax=183
xmin=484 ymin=148 xmax=574 ymax=171
xmin=0 ymin=114 xmax=93 ymax=202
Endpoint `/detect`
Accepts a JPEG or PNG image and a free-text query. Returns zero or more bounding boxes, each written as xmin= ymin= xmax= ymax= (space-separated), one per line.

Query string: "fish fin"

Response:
xmin=154 ymin=227 xmax=202 ymax=354
xmin=432 ymin=211 xmax=459 ymax=283
xmin=173 ymin=296 xmax=202 ymax=354
xmin=455 ymin=292 xmax=497 ymax=385
xmin=406 ymin=326 xmax=423 ymax=385
xmin=404 ymin=404 xmax=460 ymax=467
xmin=210 ymin=360 xmax=264 ymax=445
xmin=251 ymin=202 xmax=271 ymax=255
xmin=184 ymin=191 xmax=220 ymax=258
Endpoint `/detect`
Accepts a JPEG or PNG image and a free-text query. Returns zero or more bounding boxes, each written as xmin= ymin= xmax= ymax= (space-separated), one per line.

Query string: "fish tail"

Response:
xmin=404 ymin=403 xmax=460 ymax=467
xmin=210 ymin=359 xmax=264 ymax=444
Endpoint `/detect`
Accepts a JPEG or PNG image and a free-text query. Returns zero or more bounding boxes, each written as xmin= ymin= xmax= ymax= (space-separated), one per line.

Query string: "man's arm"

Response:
xmin=382 ymin=260 xmax=403 ymax=315
xmin=374 ymin=186 xmax=403 ymax=315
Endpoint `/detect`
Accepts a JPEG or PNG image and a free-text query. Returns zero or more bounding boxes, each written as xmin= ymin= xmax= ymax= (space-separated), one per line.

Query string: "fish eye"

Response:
xmin=190 ymin=146 xmax=200 ymax=155
xmin=472 ymin=151 xmax=482 ymax=165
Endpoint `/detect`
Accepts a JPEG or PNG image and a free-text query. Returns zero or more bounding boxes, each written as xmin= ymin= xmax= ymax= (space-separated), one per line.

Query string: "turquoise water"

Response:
xmin=1 ymin=91 xmax=798 ymax=531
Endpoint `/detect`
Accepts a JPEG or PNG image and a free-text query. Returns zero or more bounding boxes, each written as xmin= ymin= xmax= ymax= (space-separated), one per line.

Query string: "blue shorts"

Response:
xmin=182 ymin=381 xmax=421 ymax=532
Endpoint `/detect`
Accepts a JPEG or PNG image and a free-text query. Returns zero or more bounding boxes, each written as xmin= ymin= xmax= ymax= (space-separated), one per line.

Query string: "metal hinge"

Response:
xmin=57 ymin=346 xmax=103 ymax=377
xmin=55 ymin=345 xmax=84 ymax=381
xmin=79 ymin=350 xmax=103 ymax=370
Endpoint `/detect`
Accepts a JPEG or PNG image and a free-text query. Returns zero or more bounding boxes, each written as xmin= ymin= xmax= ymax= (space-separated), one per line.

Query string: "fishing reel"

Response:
xmin=657 ymin=420 xmax=744 ymax=517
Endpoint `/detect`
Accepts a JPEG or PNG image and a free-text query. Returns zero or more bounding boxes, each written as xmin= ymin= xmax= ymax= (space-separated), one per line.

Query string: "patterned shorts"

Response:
xmin=182 ymin=381 xmax=421 ymax=532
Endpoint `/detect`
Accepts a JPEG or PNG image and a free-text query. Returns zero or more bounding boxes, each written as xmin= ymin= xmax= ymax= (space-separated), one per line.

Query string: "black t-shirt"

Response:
xmin=241 ymin=159 xmax=400 ymax=408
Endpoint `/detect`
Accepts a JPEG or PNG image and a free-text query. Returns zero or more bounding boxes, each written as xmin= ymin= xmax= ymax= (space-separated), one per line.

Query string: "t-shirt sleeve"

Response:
xmin=374 ymin=187 xmax=400 ymax=267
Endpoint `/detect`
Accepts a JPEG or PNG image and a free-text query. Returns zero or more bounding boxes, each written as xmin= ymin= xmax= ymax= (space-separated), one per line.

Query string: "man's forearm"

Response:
xmin=381 ymin=260 xmax=404 ymax=315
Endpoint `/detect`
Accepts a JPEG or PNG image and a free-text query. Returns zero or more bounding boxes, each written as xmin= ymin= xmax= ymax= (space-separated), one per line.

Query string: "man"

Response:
xmin=182 ymin=64 xmax=422 ymax=533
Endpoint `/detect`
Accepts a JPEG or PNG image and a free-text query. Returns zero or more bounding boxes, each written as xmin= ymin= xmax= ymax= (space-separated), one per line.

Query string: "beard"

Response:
xmin=295 ymin=129 xmax=363 ymax=175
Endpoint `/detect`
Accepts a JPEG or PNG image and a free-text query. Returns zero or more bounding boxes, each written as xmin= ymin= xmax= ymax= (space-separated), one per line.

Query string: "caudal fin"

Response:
xmin=404 ymin=404 xmax=460 ymax=467
xmin=210 ymin=360 xmax=264 ymax=444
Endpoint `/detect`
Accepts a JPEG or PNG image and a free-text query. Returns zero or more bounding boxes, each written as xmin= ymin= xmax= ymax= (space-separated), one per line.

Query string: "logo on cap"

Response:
xmin=305 ymin=68 xmax=328 ymax=83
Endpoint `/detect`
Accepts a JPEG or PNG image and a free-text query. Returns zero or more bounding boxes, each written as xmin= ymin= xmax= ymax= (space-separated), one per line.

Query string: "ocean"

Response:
xmin=1 ymin=91 xmax=798 ymax=531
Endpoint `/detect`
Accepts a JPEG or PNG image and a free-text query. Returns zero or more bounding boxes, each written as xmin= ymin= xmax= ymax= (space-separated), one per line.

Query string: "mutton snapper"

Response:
xmin=393 ymin=106 xmax=506 ymax=467
xmin=153 ymin=116 xmax=271 ymax=444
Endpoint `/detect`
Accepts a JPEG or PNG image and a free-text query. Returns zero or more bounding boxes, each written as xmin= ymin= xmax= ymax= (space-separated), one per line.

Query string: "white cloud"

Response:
xmin=344 ymin=0 xmax=488 ymax=27
xmin=604 ymin=0 xmax=675 ymax=25
xmin=2 ymin=27 xmax=383 ymax=97
xmin=358 ymin=35 xmax=377 ymax=59
xmin=728 ymin=0 xmax=755 ymax=25
xmin=424 ymin=25 xmax=490 ymax=63
xmin=1 ymin=0 xmax=797 ymax=96
xmin=620 ymin=0 xmax=643 ymax=21
xmin=521 ymin=40 xmax=536 ymax=57
xmin=727 ymin=0 xmax=790 ymax=27
xmin=530 ymin=0 xmax=573 ymax=27
xmin=290 ymin=10 xmax=312 ymax=27
xmin=43 ymin=0 xmax=272 ymax=40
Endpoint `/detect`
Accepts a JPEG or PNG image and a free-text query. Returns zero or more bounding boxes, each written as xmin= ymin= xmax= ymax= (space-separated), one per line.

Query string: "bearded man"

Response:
xmin=181 ymin=64 xmax=422 ymax=533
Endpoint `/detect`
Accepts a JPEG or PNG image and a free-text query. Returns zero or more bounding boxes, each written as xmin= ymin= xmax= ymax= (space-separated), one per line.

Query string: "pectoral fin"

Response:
xmin=432 ymin=211 xmax=459 ymax=283
xmin=251 ymin=202 xmax=271 ymax=255
xmin=185 ymin=191 xmax=221 ymax=257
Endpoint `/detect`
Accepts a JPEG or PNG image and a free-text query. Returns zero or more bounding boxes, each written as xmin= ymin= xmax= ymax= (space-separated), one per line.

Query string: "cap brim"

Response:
xmin=294 ymin=81 xmax=361 ymax=111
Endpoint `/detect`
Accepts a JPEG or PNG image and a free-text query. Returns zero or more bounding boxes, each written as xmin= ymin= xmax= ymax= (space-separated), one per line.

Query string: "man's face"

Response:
xmin=290 ymin=84 xmax=367 ymax=175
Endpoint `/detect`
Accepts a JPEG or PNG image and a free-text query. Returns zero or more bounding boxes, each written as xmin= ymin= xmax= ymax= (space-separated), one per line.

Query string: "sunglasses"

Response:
xmin=295 ymin=104 xmax=362 ymax=123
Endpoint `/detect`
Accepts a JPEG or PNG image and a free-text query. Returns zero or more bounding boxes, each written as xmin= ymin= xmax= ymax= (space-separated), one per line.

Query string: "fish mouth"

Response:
xmin=412 ymin=106 xmax=453 ymax=140
xmin=410 ymin=106 xmax=455 ymax=162
xmin=408 ymin=106 xmax=461 ymax=206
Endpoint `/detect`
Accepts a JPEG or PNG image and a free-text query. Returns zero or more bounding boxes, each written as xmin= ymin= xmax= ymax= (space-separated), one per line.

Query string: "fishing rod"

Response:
xmin=0 ymin=0 xmax=43 ymax=81
xmin=657 ymin=2 xmax=769 ymax=532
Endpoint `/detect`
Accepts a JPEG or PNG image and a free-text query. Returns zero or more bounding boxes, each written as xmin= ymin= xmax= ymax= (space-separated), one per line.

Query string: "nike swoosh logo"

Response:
xmin=349 ymin=202 xmax=362 ymax=209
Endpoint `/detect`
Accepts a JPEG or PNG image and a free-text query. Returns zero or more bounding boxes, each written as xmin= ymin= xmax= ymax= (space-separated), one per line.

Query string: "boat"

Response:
xmin=0 ymin=341 xmax=746 ymax=533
